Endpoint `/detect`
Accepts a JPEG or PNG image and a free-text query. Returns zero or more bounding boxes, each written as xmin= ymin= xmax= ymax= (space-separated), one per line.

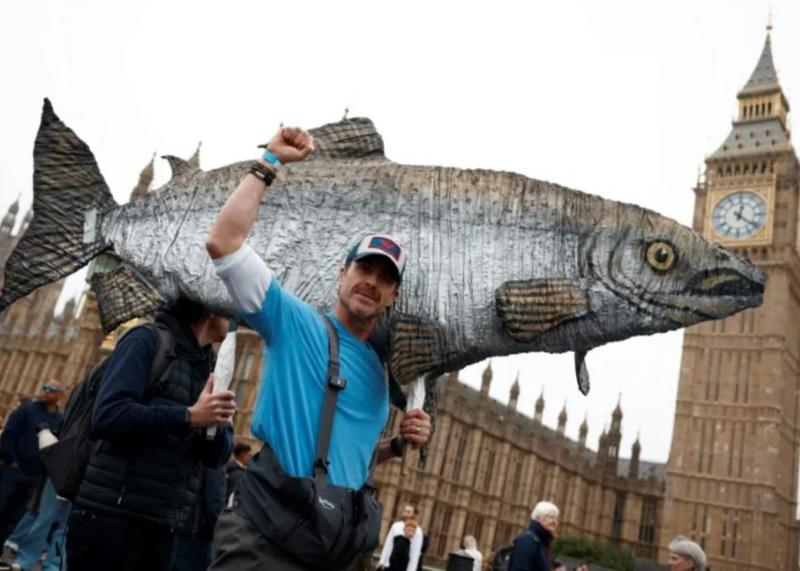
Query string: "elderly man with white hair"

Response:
xmin=668 ymin=536 xmax=707 ymax=571
xmin=508 ymin=502 xmax=557 ymax=571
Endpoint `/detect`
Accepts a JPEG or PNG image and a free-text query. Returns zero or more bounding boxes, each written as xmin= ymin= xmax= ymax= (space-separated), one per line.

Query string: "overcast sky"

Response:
xmin=2 ymin=0 xmax=798 ymax=464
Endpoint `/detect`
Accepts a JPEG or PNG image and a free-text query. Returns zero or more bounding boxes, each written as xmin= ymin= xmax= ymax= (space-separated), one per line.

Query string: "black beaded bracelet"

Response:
xmin=249 ymin=161 xmax=277 ymax=185
xmin=390 ymin=436 xmax=405 ymax=458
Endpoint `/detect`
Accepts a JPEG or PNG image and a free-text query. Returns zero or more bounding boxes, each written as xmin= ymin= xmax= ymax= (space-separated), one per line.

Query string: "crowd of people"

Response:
xmin=0 ymin=125 xmax=710 ymax=571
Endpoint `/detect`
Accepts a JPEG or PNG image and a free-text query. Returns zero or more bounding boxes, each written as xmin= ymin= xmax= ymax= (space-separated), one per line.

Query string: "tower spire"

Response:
xmin=739 ymin=28 xmax=780 ymax=97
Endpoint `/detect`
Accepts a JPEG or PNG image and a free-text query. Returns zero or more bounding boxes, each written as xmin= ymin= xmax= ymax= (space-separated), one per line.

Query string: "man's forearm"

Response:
xmin=206 ymin=162 xmax=272 ymax=260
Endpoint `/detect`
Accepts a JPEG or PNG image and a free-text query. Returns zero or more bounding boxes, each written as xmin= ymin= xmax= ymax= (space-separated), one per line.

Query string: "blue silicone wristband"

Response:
xmin=262 ymin=150 xmax=282 ymax=167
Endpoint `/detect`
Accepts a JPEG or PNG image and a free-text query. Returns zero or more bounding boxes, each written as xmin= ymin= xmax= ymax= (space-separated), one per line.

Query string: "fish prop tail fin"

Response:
xmin=91 ymin=261 xmax=165 ymax=333
xmin=0 ymin=99 xmax=118 ymax=313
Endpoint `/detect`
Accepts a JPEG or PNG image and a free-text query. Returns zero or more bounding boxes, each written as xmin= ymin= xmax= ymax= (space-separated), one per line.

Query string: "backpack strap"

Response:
xmin=149 ymin=321 xmax=176 ymax=389
xmin=313 ymin=315 xmax=345 ymax=484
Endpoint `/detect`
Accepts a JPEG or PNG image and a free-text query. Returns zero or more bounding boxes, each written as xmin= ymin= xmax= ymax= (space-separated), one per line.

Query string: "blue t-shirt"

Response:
xmin=242 ymin=279 xmax=389 ymax=490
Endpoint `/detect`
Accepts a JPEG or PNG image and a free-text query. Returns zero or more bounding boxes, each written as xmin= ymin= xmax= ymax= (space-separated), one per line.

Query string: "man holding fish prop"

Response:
xmin=206 ymin=126 xmax=431 ymax=570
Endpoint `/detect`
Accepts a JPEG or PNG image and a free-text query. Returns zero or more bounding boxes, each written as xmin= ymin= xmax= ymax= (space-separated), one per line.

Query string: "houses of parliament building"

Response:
xmin=1 ymin=27 xmax=798 ymax=570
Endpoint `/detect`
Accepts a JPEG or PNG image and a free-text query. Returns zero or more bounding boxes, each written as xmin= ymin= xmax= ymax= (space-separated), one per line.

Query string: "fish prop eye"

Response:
xmin=645 ymin=241 xmax=677 ymax=272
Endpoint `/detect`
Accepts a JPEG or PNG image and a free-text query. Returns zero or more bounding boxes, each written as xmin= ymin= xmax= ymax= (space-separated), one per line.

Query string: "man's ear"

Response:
xmin=338 ymin=266 xmax=346 ymax=281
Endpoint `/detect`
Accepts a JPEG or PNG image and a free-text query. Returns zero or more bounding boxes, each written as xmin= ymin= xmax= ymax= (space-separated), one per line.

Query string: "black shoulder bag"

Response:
xmin=236 ymin=315 xmax=383 ymax=570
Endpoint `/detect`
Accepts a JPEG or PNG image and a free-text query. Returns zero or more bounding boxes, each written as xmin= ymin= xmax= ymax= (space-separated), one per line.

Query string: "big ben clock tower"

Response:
xmin=661 ymin=26 xmax=800 ymax=570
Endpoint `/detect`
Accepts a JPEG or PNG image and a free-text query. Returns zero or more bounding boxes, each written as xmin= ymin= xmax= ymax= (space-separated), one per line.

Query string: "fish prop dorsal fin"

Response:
xmin=495 ymin=278 xmax=590 ymax=343
xmin=388 ymin=314 xmax=448 ymax=385
xmin=91 ymin=262 xmax=165 ymax=333
xmin=306 ymin=117 xmax=386 ymax=161
xmin=162 ymin=155 xmax=200 ymax=180
xmin=575 ymin=349 xmax=590 ymax=395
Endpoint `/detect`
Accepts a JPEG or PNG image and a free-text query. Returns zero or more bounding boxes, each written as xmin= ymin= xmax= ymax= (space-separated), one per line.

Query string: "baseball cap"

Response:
xmin=345 ymin=234 xmax=407 ymax=283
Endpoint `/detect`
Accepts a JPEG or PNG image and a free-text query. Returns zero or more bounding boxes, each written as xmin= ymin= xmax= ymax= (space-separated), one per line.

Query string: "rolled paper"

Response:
xmin=207 ymin=319 xmax=238 ymax=440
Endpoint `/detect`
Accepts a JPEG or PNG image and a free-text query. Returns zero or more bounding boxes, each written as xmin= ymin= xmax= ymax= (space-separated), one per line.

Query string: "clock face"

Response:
xmin=712 ymin=191 xmax=767 ymax=240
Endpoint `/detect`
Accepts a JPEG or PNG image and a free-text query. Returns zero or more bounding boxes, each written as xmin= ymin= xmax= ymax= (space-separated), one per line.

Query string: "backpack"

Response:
xmin=491 ymin=543 xmax=515 ymax=571
xmin=39 ymin=322 xmax=176 ymax=500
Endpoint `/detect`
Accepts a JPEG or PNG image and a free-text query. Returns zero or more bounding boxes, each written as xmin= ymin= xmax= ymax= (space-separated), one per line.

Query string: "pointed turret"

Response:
xmin=1 ymin=195 xmax=20 ymax=236
xmin=480 ymin=361 xmax=492 ymax=397
xmin=611 ymin=394 xmax=623 ymax=431
xmin=739 ymin=28 xmax=780 ymax=98
xmin=188 ymin=142 xmax=202 ymax=169
xmin=578 ymin=414 xmax=588 ymax=455
xmin=22 ymin=208 xmax=33 ymax=232
xmin=629 ymin=432 xmax=642 ymax=479
xmin=508 ymin=372 xmax=520 ymax=410
xmin=534 ymin=386 xmax=544 ymax=424
xmin=557 ymin=401 xmax=567 ymax=434
xmin=130 ymin=153 xmax=156 ymax=201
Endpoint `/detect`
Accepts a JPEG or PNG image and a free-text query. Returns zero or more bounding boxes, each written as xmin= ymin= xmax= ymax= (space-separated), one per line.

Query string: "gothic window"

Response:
xmin=697 ymin=421 xmax=706 ymax=473
xmin=451 ymin=432 xmax=468 ymax=482
xmin=691 ymin=505 xmax=698 ymax=541
xmin=700 ymin=507 xmax=709 ymax=550
xmin=721 ymin=510 xmax=729 ymax=556
xmin=638 ymin=498 xmax=657 ymax=544
xmin=743 ymin=354 xmax=752 ymax=403
xmin=707 ymin=422 xmax=716 ymax=474
xmin=537 ymin=466 xmax=548 ymax=499
xmin=743 ymin=164 xmax=750 ymax=175
xmin=242 ymin=350 xmax=255 ymax=379
xmin=438 ymin=422 xmax=453 ymax=476
xmin=732 ymin=514 xmax=739 ymax=557
xmin=738 ymin=424 xmax=746 ymax=477
xmin=768 ymin=102 xmax=772 ymax=114
xmin=464 ymin=512 xmax=484 ymax=544
xmin=581 ymin=486 xmax=591 ymax=529
xmin=611 ymin=493 xmax=626 ymax=540
xmin=482 ymin=448 xmax=496 ymax=493
xmin=234 ymin=379 xmax=247 ymax=404
xmin=728 ymin=422 xmax=737 ymax=476
xmin=512 ymin=458 xmax=524 ymax=503
xmin=433 ymin=506 xmax=454 ymax=557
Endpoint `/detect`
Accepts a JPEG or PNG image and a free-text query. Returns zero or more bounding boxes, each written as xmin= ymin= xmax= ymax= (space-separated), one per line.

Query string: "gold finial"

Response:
xmin=767 ymin=7 xmax=773 ymax=35
xmin=343 ymin=107 xmax=349 ymax=121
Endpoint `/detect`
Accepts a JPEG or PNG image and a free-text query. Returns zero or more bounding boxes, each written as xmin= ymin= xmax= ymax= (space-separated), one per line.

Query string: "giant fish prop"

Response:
xmin=0 ymin=100 xmax=764 ymax=414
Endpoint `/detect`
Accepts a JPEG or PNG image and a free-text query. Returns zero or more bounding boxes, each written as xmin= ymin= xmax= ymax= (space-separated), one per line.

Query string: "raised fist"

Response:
xmin=266 ymin=126 xmax=315 ymax=164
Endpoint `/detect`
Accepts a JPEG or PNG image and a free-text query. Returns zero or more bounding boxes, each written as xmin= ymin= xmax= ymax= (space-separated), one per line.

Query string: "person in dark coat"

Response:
xmin=65 ymin=299 xmax=235 ymax=571
xmin=0 ymin=381 xmax=64 ymax=569
xmin=225 ymin=442 xmax=252 ymax=501
xmin=509 ymin=502 xmax=559 ymax=571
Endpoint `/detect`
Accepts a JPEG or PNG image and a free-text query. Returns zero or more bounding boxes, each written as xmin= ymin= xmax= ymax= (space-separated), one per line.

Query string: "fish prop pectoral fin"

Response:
xmin=575 ymin=349 xmax=590 ymax=395
xmin=495 ymin=279 xmax=590 ymax=343
xmin=91 ymin=261 xmax=166 ymax=333
xmin=388 ymin=314 xmax=449 ymax=386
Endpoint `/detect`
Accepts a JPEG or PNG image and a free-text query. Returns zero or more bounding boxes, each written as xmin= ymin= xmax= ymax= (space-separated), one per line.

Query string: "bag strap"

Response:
xmin=150 ymin=321 xmax=177 ymax=387
xmin=313 ymin=315 xmax=345 ymax=483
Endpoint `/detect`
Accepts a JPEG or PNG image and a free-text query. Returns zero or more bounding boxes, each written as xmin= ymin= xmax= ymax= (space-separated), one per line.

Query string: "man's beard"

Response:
xmin=339 ymin=289 xmax=382 ymax=321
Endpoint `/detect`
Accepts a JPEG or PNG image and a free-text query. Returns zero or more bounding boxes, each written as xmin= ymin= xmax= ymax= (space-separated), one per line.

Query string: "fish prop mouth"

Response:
xmin=660 ymin=267 xmax=765 ymax=323
xmin=684 ymin=269 xmax=765 ymax=299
